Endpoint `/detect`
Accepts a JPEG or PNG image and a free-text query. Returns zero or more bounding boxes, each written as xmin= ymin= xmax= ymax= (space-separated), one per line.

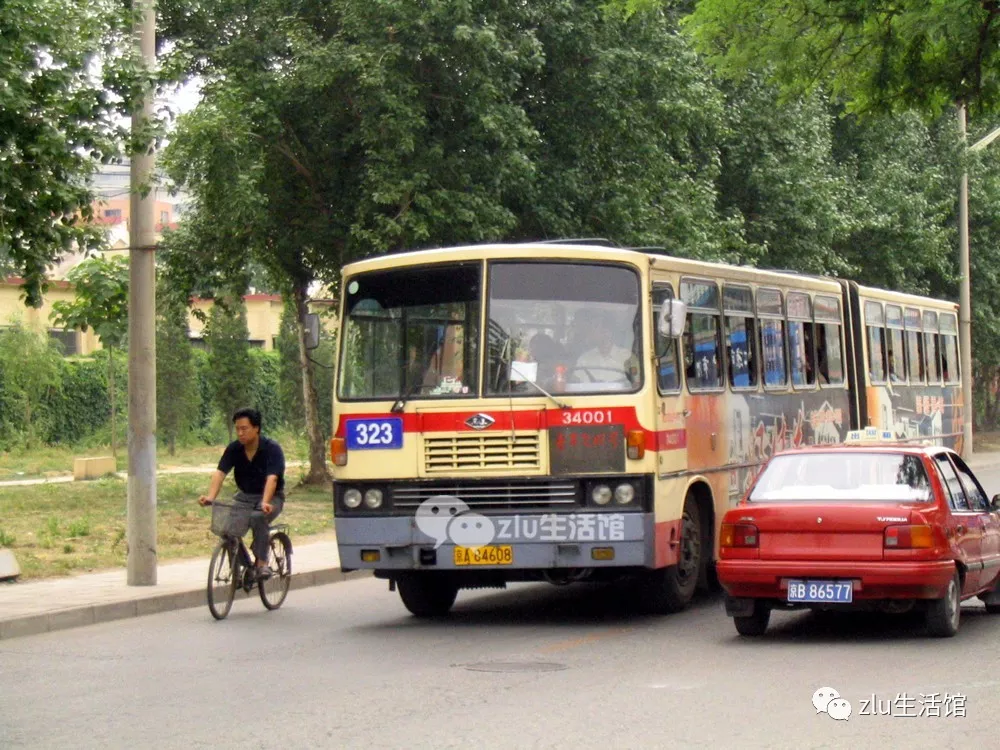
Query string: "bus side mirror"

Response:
xmin=304 ymin=313 xmax=321 ymax=350
xmin=658 ymin=299 xmax=687 ymax=338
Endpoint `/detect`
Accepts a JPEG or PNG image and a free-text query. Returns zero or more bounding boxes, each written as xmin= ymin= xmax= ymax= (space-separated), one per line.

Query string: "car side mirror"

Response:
xmin=658 ymin=299 xmax=687 ymax=338
xmin=992 ymin=494 xmax=1000 ymax=512
xmin=304 ymin=312 xmax=321 ymax=350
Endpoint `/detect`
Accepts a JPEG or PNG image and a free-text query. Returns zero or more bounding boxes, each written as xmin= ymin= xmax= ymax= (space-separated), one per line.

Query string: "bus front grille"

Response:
xmin=392 ymin=479 xmax=579 ymax=511
xmin=423 ymin=432 xmax=541 ymax=473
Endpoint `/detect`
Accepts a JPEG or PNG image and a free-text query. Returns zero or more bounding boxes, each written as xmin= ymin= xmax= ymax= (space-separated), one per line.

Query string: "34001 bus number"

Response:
xmin=561 ymin=410 xmax=614 ymax=425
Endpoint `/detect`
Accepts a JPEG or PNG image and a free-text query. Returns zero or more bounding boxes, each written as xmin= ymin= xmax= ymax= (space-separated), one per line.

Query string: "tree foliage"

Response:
xmin=0 ymin=321 xmax=62 ymax=448
xmin=680 ymin=0 xmax=1000 ymax=117
xmin=204 ymin=298 xmax=253 ymax=441
xmin=156 ymin=282 xmax=200 ymax=455
xmin=0 ymin=0 xmax=130 ymax=306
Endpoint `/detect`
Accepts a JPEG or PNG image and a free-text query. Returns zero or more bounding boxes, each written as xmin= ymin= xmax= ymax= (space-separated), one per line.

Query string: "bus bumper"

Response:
xmin=335 ymin=514 xmax=655 ymax=571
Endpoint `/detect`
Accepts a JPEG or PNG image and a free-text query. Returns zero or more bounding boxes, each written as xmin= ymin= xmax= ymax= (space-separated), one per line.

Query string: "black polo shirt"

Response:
xmin=217 ymin=435 xmax=286 ymax=496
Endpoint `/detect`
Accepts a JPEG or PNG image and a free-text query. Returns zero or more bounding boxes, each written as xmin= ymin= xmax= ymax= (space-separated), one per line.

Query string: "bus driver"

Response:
xmin=573 ymin=313 xmax=633 ymax=387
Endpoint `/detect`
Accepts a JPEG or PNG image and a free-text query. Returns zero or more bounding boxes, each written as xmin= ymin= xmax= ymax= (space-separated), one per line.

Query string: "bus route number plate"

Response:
xmin=345 ymin=418 xmax=403 ymax=450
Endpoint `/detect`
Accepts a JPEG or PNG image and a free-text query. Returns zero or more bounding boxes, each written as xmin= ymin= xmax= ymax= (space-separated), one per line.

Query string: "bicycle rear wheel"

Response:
xmin=207 ymin=542 xmax=237 ymax=620
xmin=258 ymin=532 xmax=292 ymax=610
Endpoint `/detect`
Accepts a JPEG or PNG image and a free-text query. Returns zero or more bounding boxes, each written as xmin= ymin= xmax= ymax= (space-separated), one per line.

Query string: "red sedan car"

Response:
xmin=718 ymin=441 xmax=1000 ymax=638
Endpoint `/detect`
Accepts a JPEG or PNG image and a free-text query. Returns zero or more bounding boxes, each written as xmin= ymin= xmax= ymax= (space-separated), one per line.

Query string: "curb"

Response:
xmin=0 ymin=567 xmax=372 ymax=641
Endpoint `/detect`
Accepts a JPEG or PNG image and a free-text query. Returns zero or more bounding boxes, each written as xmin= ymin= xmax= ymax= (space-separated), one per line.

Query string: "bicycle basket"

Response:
xmin=210 ymin=501 xmax=252 ymax=538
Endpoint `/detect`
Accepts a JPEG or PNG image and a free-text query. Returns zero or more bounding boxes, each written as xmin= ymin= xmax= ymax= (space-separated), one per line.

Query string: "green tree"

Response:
xmin=0 ymin=321 xmax=62 ymax=448
xmin=50 ymin=254 xmax=129 ymax=458
xmin=678 ymin=0 xmax=1000 ymax=118
xmin=204 ymin=297 xmax=252 ymax=442
xmin=155 ymin=283 xmax=200 ymax=455
xmin=0 ymin=0 xmax=130 ymax=306
xmin=276 ymin=301 xmax=305 ymax=433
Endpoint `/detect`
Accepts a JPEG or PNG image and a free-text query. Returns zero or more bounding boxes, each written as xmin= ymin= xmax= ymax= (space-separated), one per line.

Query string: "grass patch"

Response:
xmin=0 ymin=472 xmax=334 ymax=580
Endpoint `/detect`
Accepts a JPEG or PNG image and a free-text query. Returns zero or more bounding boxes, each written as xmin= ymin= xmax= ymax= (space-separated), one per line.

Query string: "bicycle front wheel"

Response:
xmin=207 ymin=542 xmax=237 ymax=620
xmin=258 ymin=532 xmax=292 ymax=610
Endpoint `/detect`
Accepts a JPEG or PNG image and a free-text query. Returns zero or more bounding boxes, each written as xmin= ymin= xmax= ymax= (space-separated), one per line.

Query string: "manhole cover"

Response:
xmin=460 ymin=661 xmax=567 ymax=673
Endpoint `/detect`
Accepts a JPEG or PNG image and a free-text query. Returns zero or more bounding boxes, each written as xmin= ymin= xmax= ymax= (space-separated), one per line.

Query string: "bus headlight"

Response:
xmin=591 ymin=484 xmax=612 ymax=505
xmin=343 ymin=488 xmax=362 ymax=509
xmin=364 ymin=489 xmax=384 ymax=509
xmin=614 ymin=483 xmax=635 ymax=505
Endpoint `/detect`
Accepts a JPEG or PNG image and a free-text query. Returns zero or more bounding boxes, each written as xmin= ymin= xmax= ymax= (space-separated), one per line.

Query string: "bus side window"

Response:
xmin=726 ymin=314 xmax=757 ymax=389
xmin=815 ymin=322 xmax=844 ymax=384
xmin=885 ymin=304 xmax=906 ymax=384
xmin=652 ymin=285 xmax=680 ymax=393
xmin=864 ymin=301 xmax=887 ymax=384
xmin=904 ymin=307 xmax=924 ymax=383
xmin=685 ymin=311 xmax=723 ymax=390
xmin=787 ymin=291 xmax=815 ymax=388
xmin=923 ymin=311 xmax=940 ymax=383
xmin=760 ymin=318 xmax=787 ymax=387
xmin=814 ymin=295 xmax=843 ymax=386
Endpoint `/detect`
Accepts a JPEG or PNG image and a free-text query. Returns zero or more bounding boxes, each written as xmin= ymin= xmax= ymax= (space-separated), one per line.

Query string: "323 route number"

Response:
xmin=345 ymin=417 xmax=403 ymax=450
xmin=561 ymin=410 xmax=614 ymax=426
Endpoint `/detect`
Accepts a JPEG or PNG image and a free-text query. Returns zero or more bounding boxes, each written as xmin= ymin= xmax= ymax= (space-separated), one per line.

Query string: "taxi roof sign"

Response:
xmin=845 ymin=427 xmax=896 ymax=444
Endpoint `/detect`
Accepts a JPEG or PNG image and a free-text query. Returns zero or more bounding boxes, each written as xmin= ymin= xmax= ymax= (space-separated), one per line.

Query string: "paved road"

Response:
xmin=5 ymin=466 xmax=1000 ymax=750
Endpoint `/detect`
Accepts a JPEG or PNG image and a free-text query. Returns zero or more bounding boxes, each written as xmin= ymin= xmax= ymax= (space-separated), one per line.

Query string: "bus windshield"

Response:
xmin=486 ymin=262 xmax=642 ymax=395
xmin=338 ymin=263 xmax=481 ymax=400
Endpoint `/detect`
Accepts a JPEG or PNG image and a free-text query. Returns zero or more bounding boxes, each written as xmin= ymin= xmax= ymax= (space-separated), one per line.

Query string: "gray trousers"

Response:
xmin=233 ymin=491 xmax=284 ymax=563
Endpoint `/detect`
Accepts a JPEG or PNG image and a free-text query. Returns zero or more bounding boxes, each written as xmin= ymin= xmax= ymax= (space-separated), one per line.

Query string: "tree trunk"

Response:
xmin=294 ymin=282 xmax=330 ymax=485
xmin=109 ymin=347 xmax=117 ymax=460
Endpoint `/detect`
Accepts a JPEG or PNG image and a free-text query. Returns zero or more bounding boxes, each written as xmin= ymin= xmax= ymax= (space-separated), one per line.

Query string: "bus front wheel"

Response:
xmin=641 ymin=497 xmax=702 ymax=614
xmin=397 ymin=573 xmax=459 ymax=618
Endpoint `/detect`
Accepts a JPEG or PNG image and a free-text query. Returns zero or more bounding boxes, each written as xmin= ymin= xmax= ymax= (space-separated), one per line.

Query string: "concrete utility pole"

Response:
xmin=127 ymin=0 xmax=158 ymax=585
xmin=957 ymin=107 xmax=1000 ymax=460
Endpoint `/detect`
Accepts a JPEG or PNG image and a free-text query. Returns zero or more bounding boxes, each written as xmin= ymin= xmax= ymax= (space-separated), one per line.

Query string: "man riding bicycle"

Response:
xmin=198 ymin=408 xmax=286 ymax=580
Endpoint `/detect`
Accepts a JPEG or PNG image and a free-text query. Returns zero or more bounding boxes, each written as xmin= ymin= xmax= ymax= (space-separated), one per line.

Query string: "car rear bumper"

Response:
xmin=717 ymin=559 xmax=957 ymax=600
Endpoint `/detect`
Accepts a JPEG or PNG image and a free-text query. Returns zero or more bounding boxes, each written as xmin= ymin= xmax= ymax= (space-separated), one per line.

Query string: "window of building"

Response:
xmin=48 ymin=329 xmax=77 ymax=355
xmin=104 ymin=209 xmax=122 ymax=219
xmin=681 ymin=279 xmax=723 ymax=390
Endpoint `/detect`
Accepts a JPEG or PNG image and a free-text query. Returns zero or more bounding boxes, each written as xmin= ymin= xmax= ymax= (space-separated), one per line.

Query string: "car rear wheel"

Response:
xmin=733 ymin=600 xmax=771 ymax=636
xmin=925 ymin=572 xmax=960 ymax=638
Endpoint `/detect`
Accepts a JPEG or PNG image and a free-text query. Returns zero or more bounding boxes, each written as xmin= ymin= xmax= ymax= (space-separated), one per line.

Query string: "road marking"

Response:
xmin=536 ymin=627 xmax=633 ymax=654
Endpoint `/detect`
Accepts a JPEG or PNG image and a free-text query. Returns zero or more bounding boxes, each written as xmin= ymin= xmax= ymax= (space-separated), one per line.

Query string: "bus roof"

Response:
xmin=339 ymin=241 xmax=956 ymax=307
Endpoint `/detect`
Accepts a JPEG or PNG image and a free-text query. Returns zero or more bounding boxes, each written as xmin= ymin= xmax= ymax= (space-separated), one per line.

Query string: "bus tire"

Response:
xmin=641 ymin=497 xmax=702 ymax=614
xmin=397 ymin=573 xmax=459 ymax=618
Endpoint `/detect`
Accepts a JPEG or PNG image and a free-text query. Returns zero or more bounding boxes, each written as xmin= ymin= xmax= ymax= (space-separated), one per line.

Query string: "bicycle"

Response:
xmin=206 ymin=499 xmax=293 ymax=620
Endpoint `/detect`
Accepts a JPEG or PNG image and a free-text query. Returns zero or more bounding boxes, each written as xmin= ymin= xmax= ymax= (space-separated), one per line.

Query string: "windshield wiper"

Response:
xmin=390 ymin=383 xmax=439 ymax=413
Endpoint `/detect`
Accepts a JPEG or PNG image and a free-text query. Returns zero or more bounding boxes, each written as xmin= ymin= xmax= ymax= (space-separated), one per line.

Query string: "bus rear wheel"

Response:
xmin=641 ymin=497 xmax=702 ymax=614
xmin=397 ymin=573 xmax=459 ymax=618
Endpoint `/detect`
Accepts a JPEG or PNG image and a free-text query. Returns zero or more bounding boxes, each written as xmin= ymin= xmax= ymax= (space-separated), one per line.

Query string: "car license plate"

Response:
xmin=787 ymin=580 xmax=853 ymax=603
xmin=453 ymin=546 xmax=513 ymax=566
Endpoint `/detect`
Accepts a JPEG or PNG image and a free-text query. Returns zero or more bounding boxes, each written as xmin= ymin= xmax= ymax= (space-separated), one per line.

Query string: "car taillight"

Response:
xmin=884 ymin=524 xmax=933 ymax=549
xmin=721 ymin=522 xmax=758 ymax=548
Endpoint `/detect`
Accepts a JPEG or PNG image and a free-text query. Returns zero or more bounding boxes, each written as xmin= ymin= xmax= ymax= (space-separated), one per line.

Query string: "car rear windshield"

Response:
xmin=749 ymin=452 xmax=932 ymax=502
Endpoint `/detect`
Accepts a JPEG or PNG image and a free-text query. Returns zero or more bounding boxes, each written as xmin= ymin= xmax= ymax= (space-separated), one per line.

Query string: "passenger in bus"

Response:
xmin=528 ymin=332 xmax=567 ymax=389
xmin=573 ymin=313 xmax=633 ymax=387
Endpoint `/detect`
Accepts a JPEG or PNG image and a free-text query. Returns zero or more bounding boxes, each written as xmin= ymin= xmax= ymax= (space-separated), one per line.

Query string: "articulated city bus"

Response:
xmin=329 ymin=241 xmax=964 ymax=617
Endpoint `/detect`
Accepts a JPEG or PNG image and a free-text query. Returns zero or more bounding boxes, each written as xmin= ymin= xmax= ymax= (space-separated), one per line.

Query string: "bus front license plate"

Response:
xmin=453 ymin=546 xmax=513 ymax=566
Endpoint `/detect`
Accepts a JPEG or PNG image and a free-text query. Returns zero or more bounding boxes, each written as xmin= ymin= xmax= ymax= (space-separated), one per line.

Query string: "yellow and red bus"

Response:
xmin=330 ymin=241 xmax=964 ymax=617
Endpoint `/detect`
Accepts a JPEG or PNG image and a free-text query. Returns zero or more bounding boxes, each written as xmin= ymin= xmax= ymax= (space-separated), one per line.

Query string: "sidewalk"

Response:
xmin=0 ymin=537 xmax=370 ymax=641
xmin=0 ymin=461 xmax=308 ymax=487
